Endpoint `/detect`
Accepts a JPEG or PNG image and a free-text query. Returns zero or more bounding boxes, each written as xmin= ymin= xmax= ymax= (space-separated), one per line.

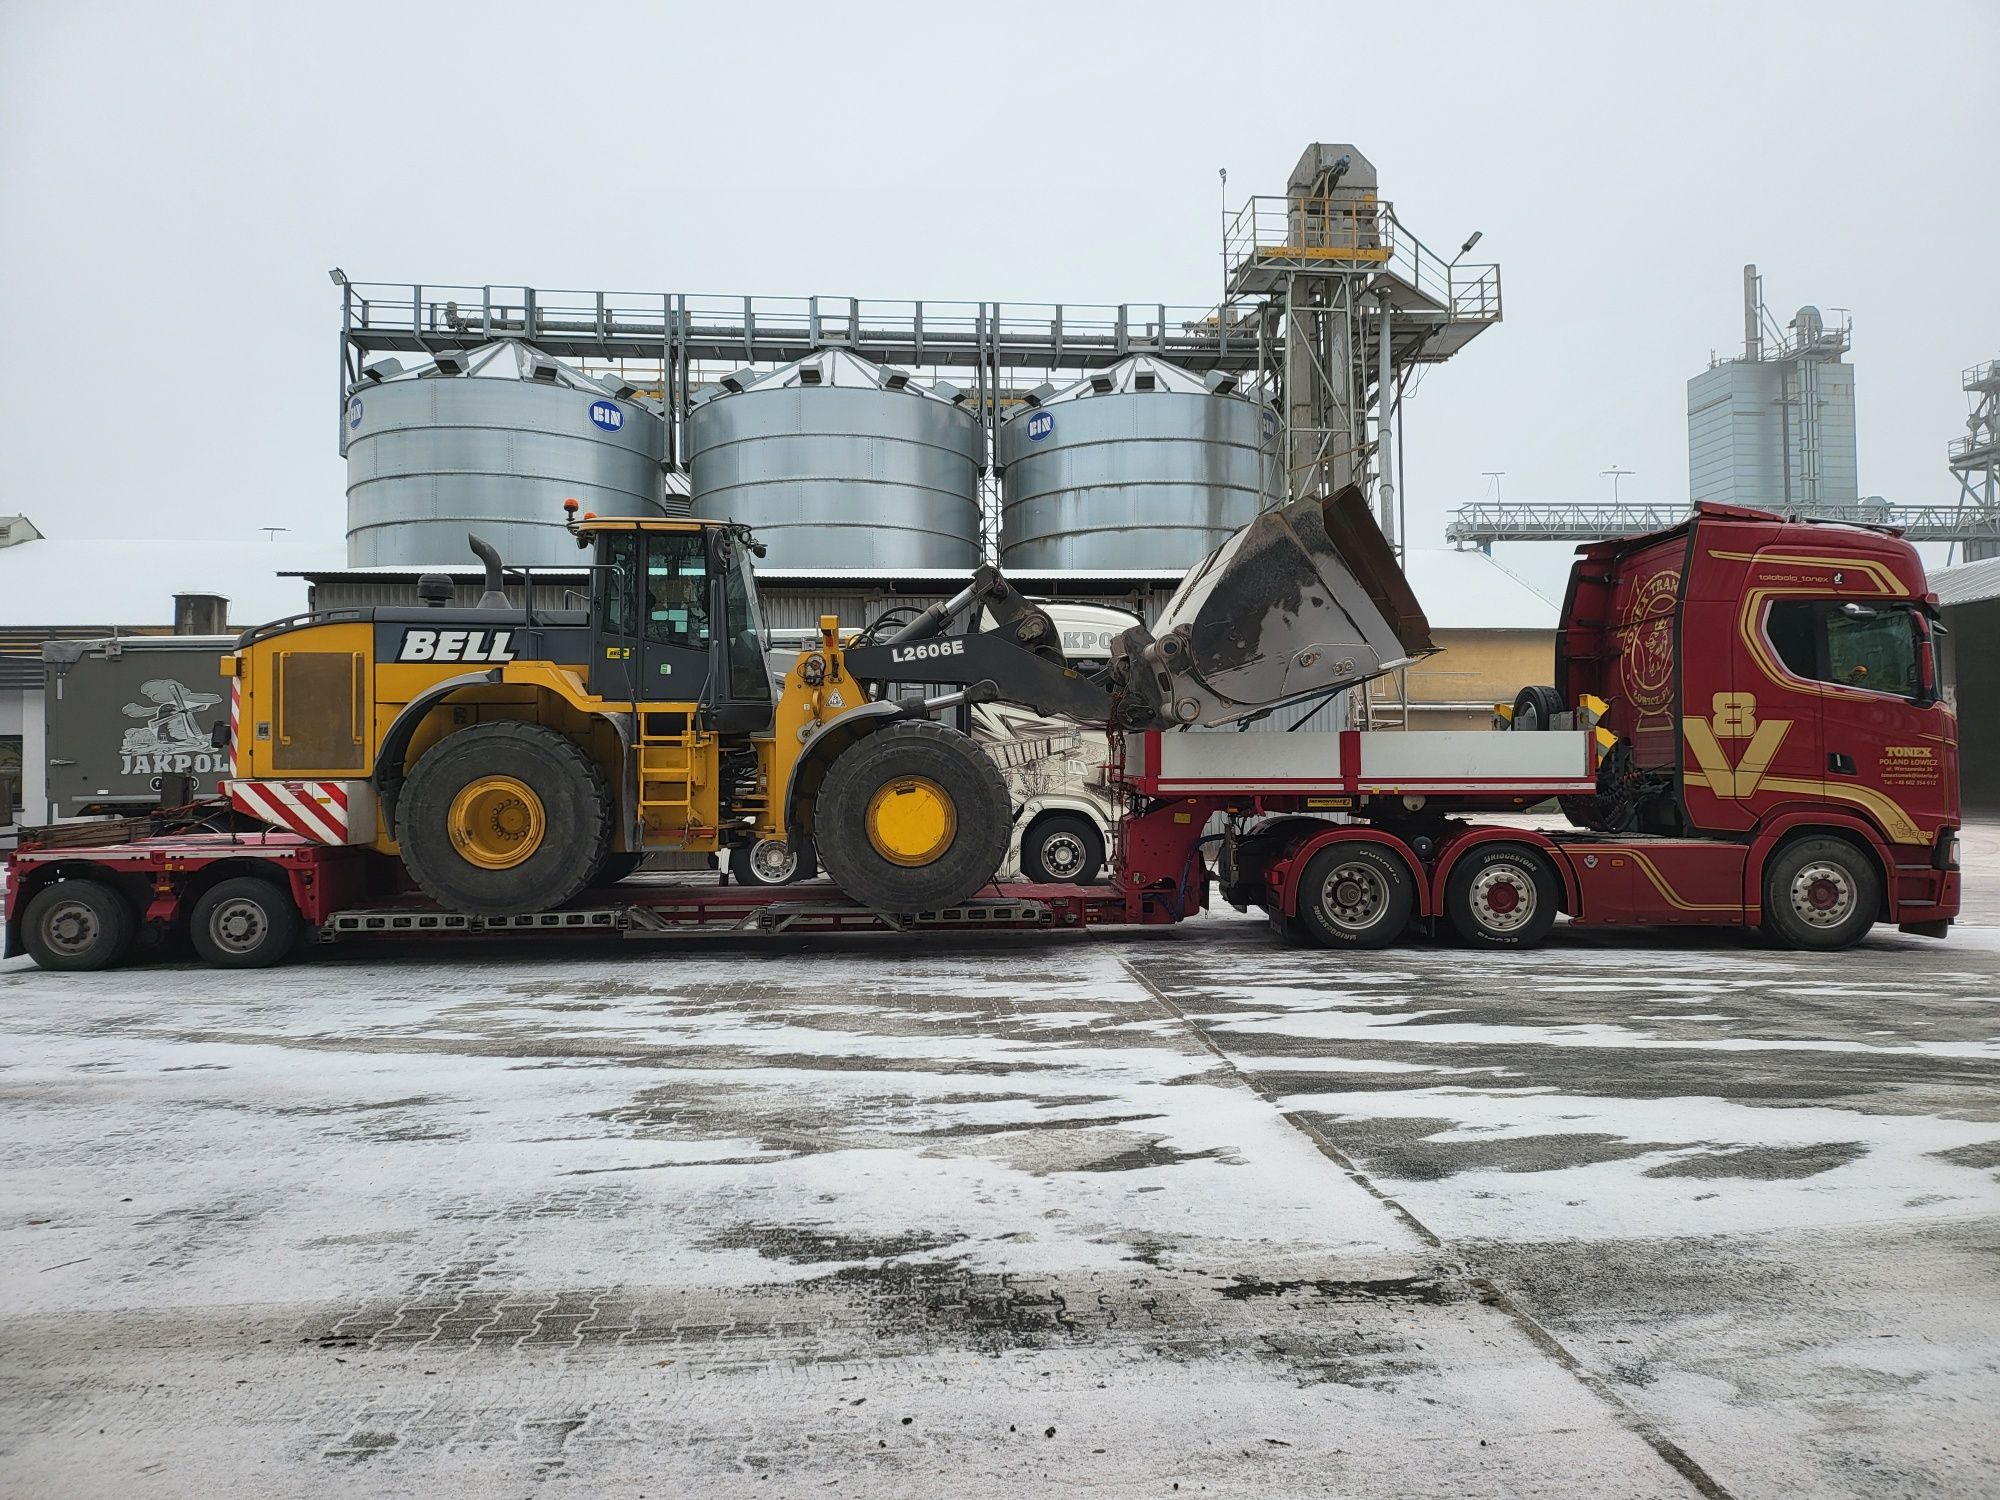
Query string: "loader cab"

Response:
xmin=589 ymin=520 xmax=774 ymax=733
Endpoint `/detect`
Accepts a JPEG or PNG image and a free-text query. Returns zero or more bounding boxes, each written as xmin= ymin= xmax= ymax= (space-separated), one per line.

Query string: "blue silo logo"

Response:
xmin=347 ymin=395 xmax=364 ymax=429
xmin=588 ymin=399 xmax=625 ymax=432
xmin=1026 ymin=411 xmax=1055 ymax=442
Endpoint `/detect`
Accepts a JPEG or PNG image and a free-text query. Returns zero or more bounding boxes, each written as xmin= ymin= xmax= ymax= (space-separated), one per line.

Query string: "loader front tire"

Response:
xmin=398 ymin=722 xmax=612 ymax=916
xmin=814 ymin=721 xmax=1010 ymax=914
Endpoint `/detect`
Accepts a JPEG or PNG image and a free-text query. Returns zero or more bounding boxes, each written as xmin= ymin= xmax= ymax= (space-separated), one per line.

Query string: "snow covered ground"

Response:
xmin=1 ymin=835 xmax=1996 ymax=1497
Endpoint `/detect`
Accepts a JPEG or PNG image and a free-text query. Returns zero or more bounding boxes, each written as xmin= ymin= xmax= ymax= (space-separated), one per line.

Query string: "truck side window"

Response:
xmin=646 ymin=532 xmax=709 ymax=649
xmin=1766 ymin=600 xmax=1921 ymax=697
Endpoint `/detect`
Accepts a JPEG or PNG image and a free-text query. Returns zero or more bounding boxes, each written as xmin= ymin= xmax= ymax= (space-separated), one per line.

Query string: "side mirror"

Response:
xmin=1917 ymin=622 xmax=1940 ymax=705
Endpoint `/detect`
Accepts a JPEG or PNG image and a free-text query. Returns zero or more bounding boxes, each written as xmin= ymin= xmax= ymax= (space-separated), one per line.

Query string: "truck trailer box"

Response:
xmin=41 ymin=636 xmax=234 ymax=819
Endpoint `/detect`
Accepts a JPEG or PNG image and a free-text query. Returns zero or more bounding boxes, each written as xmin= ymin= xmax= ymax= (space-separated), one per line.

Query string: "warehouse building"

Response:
xmin=1934 ymin=556 xmax=2000 ymax=813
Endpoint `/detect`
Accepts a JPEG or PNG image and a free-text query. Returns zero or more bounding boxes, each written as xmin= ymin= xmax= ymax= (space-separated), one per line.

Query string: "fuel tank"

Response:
xmin=1111 ymin=485 xmax=1433 ymax=728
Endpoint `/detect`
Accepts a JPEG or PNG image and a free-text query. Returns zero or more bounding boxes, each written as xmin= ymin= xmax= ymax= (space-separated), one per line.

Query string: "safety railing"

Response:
xmin=1222 ymin=196 xmax=1499 ymax=328
xmin=1224 ymin=193 xmax=1394 ymax=273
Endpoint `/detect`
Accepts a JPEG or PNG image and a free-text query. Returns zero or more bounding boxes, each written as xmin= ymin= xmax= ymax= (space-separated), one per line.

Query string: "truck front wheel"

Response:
xmin=1761 ymin=836 xmax=1878 ymax=950
xmin=1021 ymin=813 xmax=1104 ymax=885
xmin=1293 ymin=843 xmax=1414 ymax=949
xmin=22 ymin=879 xmax=136 ymax=972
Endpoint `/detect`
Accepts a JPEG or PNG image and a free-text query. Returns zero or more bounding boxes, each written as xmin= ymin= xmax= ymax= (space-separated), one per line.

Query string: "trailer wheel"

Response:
xmin=398 ymin=722 xmax=612 ymax=916
xmin=1444 ymin=843 xmax=1560 ymax=947
xmin=729 ymin=835 xmax=816 ymax=886
xmin=1022 ymin=813 xmax=1104 ymax=885
xmin=22 ymin=880 xmax=136 ymax=972
xmin=1761 ymin=836 xmax=1878 ymax=950
xmin=1294 ymin=843 xmax=1414 ymax=949
xmin=814 ymin=721 xmax=1010 ymax=913
xmin=190 ymin=876 xmax=301 ymax=968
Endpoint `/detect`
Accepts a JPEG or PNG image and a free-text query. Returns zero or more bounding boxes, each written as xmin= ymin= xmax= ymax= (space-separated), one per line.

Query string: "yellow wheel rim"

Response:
xmin=864 ymin=776 xmax=956 ymax=867
xmin=448 ymin=775 xmax=546 ymax=870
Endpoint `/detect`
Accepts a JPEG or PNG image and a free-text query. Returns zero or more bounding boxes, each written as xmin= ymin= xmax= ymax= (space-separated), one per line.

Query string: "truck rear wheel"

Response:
xmin=1294 ymin=842 xmax=1414 ymax=949
xmin=814 ymin=721 xmax=1010 ymax=913
xmin=1761 ymin=836 xmax=1878 ymax=950
xmin=1444 ymin=843 xmax=1560 ymax=947
xmin=1021 ymin=813 xmax=1104 ymax=885
xmin=22 ymin=879 xmax=135 ymax=972
xmin=190 ymin=876 xmax=300 ymax=968
xmin=398 ymin=722 xmax=611 ymax=916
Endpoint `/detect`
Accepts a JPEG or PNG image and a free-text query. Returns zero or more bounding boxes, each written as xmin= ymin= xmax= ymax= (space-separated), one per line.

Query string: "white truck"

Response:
xmin=758 ymin=600 xmax=1131 ymax=887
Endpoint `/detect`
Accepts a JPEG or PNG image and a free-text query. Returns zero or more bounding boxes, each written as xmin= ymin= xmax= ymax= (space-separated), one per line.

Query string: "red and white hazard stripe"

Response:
xmin=228 ymin=779 xmax=351 ymax=844
xmin=228 ymin=676 xmax=242 ymax=778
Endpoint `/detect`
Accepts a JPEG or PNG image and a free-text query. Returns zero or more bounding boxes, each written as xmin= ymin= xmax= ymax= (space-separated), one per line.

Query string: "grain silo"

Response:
xmin=344 ymin=341 xmax=668 ymax=567
xmin=996 ymin=354 xmax=1279 ymax=570
xmin=684 ymin=349 xmax=983 ymax=569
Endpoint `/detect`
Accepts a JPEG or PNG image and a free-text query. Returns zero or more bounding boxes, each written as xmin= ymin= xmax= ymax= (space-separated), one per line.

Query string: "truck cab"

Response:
xmin=1557 ymin=502 xmax=1958 ymax=931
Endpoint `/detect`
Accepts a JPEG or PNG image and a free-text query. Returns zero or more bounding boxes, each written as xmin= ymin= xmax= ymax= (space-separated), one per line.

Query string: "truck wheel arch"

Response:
xmin=1430 ymin=827 xmax=1579 ymax=918
xmin=1276 ymin=828 xmax=1434 ymax=918
xmin=1746 ymin=816 xmax=1895 ymax=923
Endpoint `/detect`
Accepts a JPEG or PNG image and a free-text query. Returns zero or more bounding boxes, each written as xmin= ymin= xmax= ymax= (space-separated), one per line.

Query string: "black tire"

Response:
xmin=1444 ymin=843 xmax=1560 ymax=947
xmin=590 ymin=852 xmax=645 ymax=887
xmin=1511 ymin=685 xmax=1563 ymax=731
xmin=1021 ymin=813 xmax=1105 ymax=885
xmin=21 ymin=880 xmax=136 ymax=972
xmin=813 ymin=721 xmax=1011 ymax=913
xmin=189 ymin=876 xmax=301 ymax=968
xmin=397 ymin=721 xmax=612 ymax=916
xmin=1761 ymin=835 xmax=1879 ymax=950
xmin=1293 ymin=842 xmax=1415 ymax=949
xmin=729 ymin=835 xmax=817 ymax=886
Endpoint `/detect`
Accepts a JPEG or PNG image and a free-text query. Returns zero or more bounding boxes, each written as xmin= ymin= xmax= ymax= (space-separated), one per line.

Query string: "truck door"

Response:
xmin=1765 ymin=598 xmax=1947 ymax=847
xmin=594 ymin=528 xmax=714 ymax=707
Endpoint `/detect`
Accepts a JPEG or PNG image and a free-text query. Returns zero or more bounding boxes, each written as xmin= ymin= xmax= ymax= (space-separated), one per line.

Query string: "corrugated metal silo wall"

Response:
xmin=1686 ymin=360 xmax=1859 ymax=506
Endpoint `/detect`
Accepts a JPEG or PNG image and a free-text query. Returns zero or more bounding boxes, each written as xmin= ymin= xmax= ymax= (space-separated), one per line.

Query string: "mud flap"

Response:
xmin=1112 ymin=485 xmax=1434 ymax=729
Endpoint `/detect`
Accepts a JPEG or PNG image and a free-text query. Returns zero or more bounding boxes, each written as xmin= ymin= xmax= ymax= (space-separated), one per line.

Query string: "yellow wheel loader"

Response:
xmin=221 ymin=488 xmax=1430 ymax=919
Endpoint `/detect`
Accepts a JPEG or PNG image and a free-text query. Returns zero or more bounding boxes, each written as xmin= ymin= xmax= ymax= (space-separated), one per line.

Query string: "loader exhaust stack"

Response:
xmin=1110 ymin=485 xmax=1434 ymax=730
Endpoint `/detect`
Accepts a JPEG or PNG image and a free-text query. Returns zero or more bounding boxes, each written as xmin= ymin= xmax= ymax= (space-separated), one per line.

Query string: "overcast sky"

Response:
xmin=2 ymin=0 xmax=1994 ymax=592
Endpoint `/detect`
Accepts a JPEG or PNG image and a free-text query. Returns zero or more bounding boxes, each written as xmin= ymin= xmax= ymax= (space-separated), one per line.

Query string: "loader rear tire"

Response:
xmin=814 ymin=721 xmax=1011 ymax=914
xmin=398 ymin=722 xmax=612 ymax=916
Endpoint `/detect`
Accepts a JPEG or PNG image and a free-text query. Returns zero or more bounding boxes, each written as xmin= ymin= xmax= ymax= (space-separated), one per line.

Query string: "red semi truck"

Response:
xmin=1 ymin=504 xmax=1959 ymax=969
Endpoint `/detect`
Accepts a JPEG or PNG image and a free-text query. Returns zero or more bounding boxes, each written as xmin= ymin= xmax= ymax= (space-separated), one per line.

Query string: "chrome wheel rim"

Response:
xmin=209 ymin=897 xmax=268 ymax=954
xmin=748 ymin=839 xmax=799 ymax=884
xmin=1789 ymin=863 xmax=1855 ymax=928
xmin=1469 ymin=866 xmax=1536 ymax=932
xmin=1318 ymin=862 xmax=1388 ymax=932
xmin=1039 ymin=830 xmax=1087 ymax=879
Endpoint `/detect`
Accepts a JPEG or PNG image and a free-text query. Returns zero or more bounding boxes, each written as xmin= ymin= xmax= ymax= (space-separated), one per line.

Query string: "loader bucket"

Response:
xmin=1111 ymin=485 xmax=1434 ymax=729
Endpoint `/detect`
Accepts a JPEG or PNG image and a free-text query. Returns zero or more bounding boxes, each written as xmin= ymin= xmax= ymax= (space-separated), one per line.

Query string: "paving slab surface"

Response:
xmin=2 ymin=830 xmax=1996 ymax=1497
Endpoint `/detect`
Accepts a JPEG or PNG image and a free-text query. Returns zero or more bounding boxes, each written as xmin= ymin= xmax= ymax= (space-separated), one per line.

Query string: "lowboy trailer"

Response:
xmin=1 ymin=501 xmax=1962 ymax=969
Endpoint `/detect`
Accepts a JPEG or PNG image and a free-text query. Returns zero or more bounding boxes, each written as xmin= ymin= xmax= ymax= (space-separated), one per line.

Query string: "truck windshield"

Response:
xmin=1767 ymin=599 xmax=1921 ymax=698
